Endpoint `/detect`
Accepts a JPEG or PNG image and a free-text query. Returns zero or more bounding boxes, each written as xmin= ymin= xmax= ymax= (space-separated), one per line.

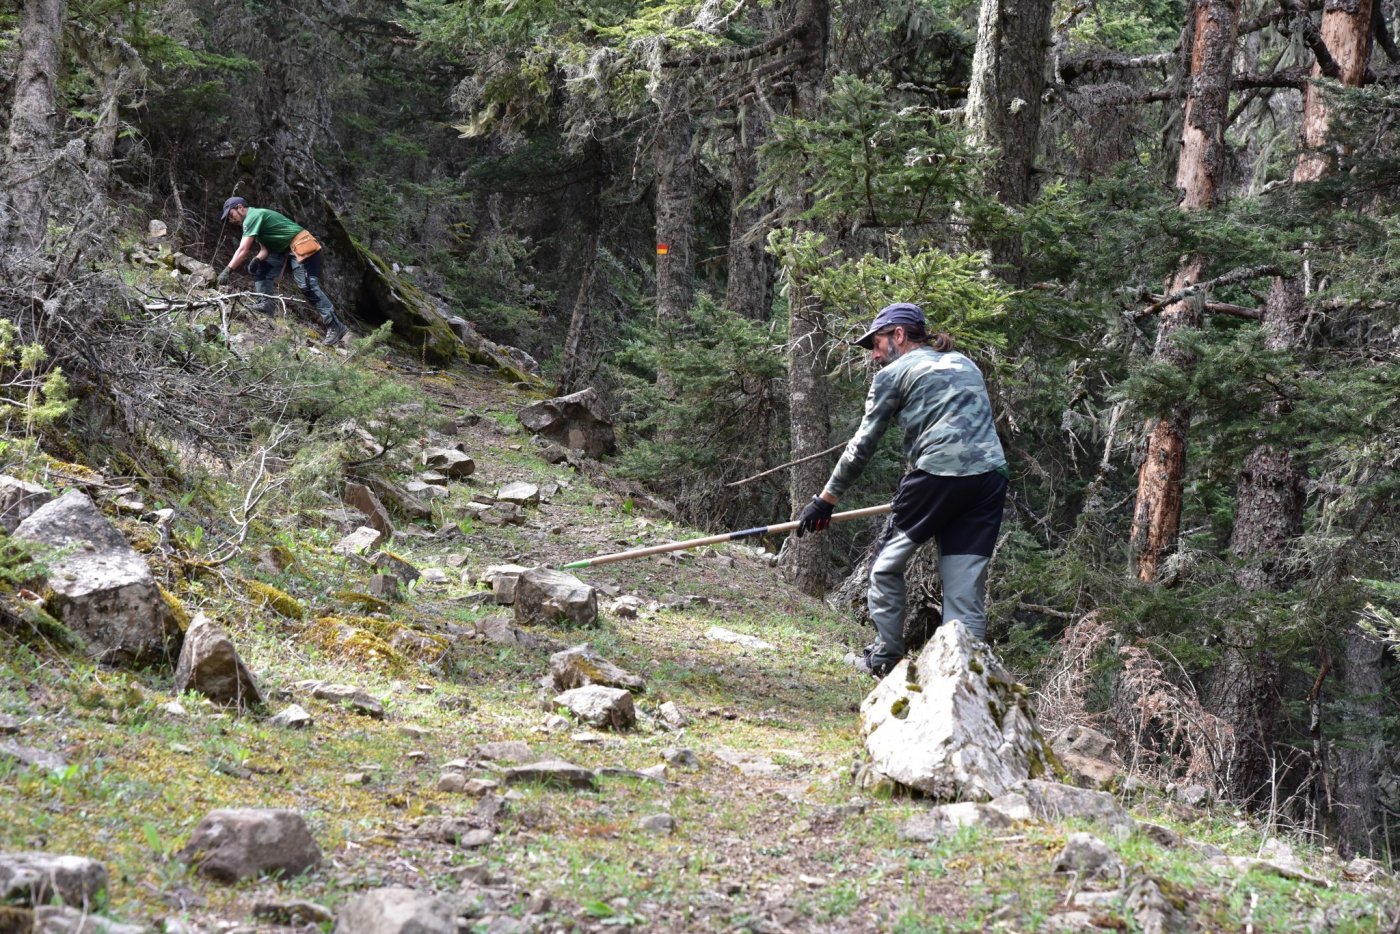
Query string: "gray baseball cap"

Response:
xmin=854 ymin=302 xmax=926 ymax=349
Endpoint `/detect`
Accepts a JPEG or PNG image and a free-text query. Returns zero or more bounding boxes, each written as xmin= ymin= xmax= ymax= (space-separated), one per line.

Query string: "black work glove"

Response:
xmin=247 ymin=257 xmax=264 ymax=278
xmin=796 ymin=496 xmax=834 ymax=537
xmin=216 ymin=267 xmax=231 ymax=287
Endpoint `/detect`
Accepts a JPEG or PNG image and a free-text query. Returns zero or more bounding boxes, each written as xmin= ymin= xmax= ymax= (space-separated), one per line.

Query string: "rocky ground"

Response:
xmin=1 ymin=291 xmax=1398 ymax=933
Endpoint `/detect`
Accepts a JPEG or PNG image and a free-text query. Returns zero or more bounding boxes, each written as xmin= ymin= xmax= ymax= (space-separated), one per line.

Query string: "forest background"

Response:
xmin=1 ymin=0 xmax=1398 ymax=864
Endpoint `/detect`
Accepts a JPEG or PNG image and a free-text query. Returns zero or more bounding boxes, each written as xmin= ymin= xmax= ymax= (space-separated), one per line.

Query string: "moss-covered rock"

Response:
xmin=242 ymin=579 xmax=307 ymax=620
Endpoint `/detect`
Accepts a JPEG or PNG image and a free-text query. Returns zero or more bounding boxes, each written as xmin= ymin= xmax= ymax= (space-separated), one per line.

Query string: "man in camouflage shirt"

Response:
xmin=796 ymin=302 xmax=1008 ymax=677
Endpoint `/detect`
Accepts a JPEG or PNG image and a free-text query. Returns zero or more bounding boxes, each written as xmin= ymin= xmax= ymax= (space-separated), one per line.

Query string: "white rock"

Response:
xmin=704 ymin=626 xmax=774 ymax=650
xmin=554 ymin=685 xmax=635 ymax=730
xmin=860 ymin=621 xmax=1053 ymax=800
xmin=333 ymin=526 xmax=382 ymax=556
xmin=496 ymin=482 xmax=540 ymax=505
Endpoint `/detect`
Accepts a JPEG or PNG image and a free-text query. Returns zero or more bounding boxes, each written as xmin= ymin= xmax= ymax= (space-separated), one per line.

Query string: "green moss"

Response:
xmin=891 ymin=697 xmax=910 ymax=720
xmin=158 ymin=584 xmax=191 ymax=631
xmin=334 ymin=591 xmax=391 ymax=613
xmin=241 ymin=579 xmax=307 ymax=620
xmin=307 ymin=616 xmax=407 ymax=671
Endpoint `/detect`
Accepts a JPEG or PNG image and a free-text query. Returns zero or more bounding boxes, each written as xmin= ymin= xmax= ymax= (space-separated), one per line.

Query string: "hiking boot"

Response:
xmin=844 ymin=651 xmax=892 ymax=679
xmin=322 ymin=320 xmax=348 ymax=346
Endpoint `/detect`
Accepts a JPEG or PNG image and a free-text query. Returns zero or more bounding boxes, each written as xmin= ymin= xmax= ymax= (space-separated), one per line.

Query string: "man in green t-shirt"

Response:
xmin=216 ymin=196 xmax=348 ymax=345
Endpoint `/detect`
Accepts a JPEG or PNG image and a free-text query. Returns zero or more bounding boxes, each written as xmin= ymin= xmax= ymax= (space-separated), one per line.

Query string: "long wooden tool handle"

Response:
xmin=561 ymin=503 xmax=892 ymax=570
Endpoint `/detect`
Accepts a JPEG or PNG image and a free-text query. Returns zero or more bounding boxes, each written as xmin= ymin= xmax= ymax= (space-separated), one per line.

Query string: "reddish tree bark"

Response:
xmin=1131 ymin=0 xmax=1241 ymax=583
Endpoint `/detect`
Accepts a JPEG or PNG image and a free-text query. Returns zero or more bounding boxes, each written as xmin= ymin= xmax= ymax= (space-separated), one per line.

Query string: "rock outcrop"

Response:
xmin=0 ymin=852 xmax=108 ymax=906
xmin=0 ymin=476 xmax=53 ymax=533
xmin=518 ymin=388 xmax=616 ymax=458
xmin=12 ymin=490 xmax=180 ymax=667
xmin=860 ymin=622 xmax=1055 ymax=800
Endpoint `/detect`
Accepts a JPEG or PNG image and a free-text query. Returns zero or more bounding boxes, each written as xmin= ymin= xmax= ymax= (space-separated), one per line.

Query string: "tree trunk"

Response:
xmin=1218 ymin=0 xmax=1375 ymax=809
xmin=3 ymin=0 xmax=67 ymax=259
xmin=723 ymin=101 xmax=774 ymax=322
xmin=654 ymin=78 xmax=696 ymax=329
xmin=1131 ymin=0 xmax=1240 ymax=583
xmin=557 ymin=226 xmax=599 ymax=396
xmin=964 ymin=0 xmax=1054 ymax=283
xmin=1333 ymin=622 xmax=1385 ymax=857
xmin=780 ymin=0 xmax=832 ymax=597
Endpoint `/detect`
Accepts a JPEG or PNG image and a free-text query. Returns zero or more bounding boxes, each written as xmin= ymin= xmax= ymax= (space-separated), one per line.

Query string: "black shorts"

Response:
xmin=890 ymin=468 xmax=1008 ymax=556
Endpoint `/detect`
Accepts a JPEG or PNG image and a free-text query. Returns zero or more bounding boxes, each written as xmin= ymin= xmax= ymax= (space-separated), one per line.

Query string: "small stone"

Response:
xmin=400 ymin=724 xmax=431 ymax=739
xmin=158 ymin=701 xmax=188 ymax=718
xmin=638 ymin=764 xmax=668 ymax=780
xmin=437 ymin=772 xmax=468 ymax=793
xmin=404 ymin=481 xmax=450 ymax=499
xmin=344 ymin=772 xmax=369 ymax=786
xmin=661 ymin=747 xmax=698 ymax=768
xmin=555 ymin=686 xmax=636 ymax=731
xmin=544 ymin=714 xmax=569 ymax=732
xmin=501 ymin=760 xmax=597 ymax=790
xmin=420 ymin=568 xmax=449 ymax=585
xmin=418 ymin=471 xmax=451 ymax=487
xmin=703 ymin=626 xmax=774 ymax=650
xmin=639 ymin=814 xmax=675 ymax=835
xmin=1052 ymin=832 xmax=1122 ymax=880
xmin=333 ymin=526 xmax=382 ymax=556
xmin=178 ymin=809 xmax=321 ymax=882
xmin=659 ymin=701 xmax=688 ymax=729
xmin=269 ymin=704 xmax=313 ymax=729
xmin=483 ymin=564 xmax=531 ymax=605
xmin=0 ymin=713 xmax=21 ymax=735
xmin=423 ymin=447 xmax=476 ymax=478
xmin=148 ymin=219 xmax=168 ymax=238
xmin=496 ymin=482 xmax=540 ymax=505
xmin=368 ymin=574 xmax=400 ymax=599
xmin=571 ymin=732 xmax=604 ymax=745
xmin=473 ymin=741 xmax=534 ymax=764
xmin=311 ymin=684 xmax=384 ymax=719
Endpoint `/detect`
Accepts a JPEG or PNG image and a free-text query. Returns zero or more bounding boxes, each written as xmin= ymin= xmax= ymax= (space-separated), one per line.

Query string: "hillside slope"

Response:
xmin=1 ymin=289 xmax=1397 ymax=934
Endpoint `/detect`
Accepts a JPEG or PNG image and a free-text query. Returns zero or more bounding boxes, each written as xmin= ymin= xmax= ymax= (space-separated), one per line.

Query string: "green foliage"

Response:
xmin=0 ymin=320 xmax=73 ymax=434
xmin=612 ymin=297 xmax=788 ymax=525
xmin=771 ymin=230 xmax=1010 ymax=356
xmin=762 ymin=75 xmax=987 ymax=230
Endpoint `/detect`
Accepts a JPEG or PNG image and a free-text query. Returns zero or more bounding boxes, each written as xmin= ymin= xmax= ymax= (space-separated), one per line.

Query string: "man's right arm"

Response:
xmin=822 ymin=369 xmax=899 ymax=500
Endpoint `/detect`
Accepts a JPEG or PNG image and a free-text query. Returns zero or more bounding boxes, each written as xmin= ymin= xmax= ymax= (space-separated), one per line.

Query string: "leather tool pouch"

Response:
xmin=289 ymin=229 xmax=321 ymax=262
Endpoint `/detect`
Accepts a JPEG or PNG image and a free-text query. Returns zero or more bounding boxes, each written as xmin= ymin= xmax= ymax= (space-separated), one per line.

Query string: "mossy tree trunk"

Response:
xmin=4 ymin=0 xmax=66 ymax=262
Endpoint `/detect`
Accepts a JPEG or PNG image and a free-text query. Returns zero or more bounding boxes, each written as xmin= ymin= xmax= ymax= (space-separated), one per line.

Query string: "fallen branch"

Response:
xmin=1134 ymin=265 xmax=1281 ymax=319
xmin=725 ymin=441 xmax=846 ymax=487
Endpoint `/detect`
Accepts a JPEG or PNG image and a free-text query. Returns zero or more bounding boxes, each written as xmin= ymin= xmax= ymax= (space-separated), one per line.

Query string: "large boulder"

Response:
xmin=0 ymin=852 xmax=108 ymax=907
xmin=178 ymin=808 xmax=321 ymax=882
xmin=0 ymin=476 xmax=53 ymax=533
xmin=333 ymin=886 xmax=456 ymax=934
xmin=860 ymin=622 xmax=1055 ymax=800
xmin=514 ymin=568 xmax=597 ymax=628
xmin=173 ymin=613 xmax=263 ymax=710
xmin=518 ymin=388 xmax=616 ymax=458
xmin=12 ymin=490 xmax=180 ymax=667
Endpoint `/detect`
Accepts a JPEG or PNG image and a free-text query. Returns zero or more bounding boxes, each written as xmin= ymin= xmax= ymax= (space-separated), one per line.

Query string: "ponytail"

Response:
xmin=929 ymin=332 xmax=954 ymax=352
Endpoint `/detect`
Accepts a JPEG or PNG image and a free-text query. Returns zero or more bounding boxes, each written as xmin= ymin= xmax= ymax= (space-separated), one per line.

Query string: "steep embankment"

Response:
xmin=1 ymin=293 xmax=1397 ymax=933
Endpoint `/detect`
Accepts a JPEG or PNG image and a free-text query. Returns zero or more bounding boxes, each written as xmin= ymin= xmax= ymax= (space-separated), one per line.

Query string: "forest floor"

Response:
xmin=2 ymin=293 xmax=1398 ymax=933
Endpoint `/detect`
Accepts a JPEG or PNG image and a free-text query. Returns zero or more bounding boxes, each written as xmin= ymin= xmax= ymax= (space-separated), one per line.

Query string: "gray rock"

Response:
xmin=496 ymin=482 xmax=539 ymax=506
xmin=703 ymin=627 xmax=774 ymax=650
xmin=344 ymin=482 xmax=393 ymax=537
xmin=33 ymin=905 xmax=145 ymax=934
xmin=476 ymin=615 xmax=538 ymax=648
xmin=555 ymin=686 xmax=636 ymax=731
xmin=518 ymin=388 xmax=616 ymax=458
xmin=312 ymin=684 xmax=385 ymax=719
xmin=333 ymin=886 xmax=456 ymax=934
xmin=514 ymin=568 xmax=597 ymax=628
xmin=662 ymin=747 xmax=699 ymax=768
xmin=0 ymin=852 xmax=108 ymax=907
xmin=364 ymin=476 xmax=432 ymax=520
xmin=501 ymin=760 xmax=597 ymax=790
xmin=0 ymin=476 xmax=53 ymax=533
xmin=12 ymin=490 xmax=180 ymax=666
xmin=1052 ymin=832 xmax=1122 ymax=880
xmin=992 ymin=781 xmax=1133 ymax=833
xmin=0 ymin=713 xmax=21 ymax=735
xmin=658 ymin=701 xmax=688 ymax=729
xmin=178 ymin=808 xmax=321 ymax=882
xmin=860 ymin=622 xmax=1054 ymax=801
xmin=1343 ymin=856 xmax=1389 ymax=882
xmin=173 ymin=613 xmax=263 ymax=710
xmin=549 ymin=644 xmax=646 ymax=693
xmin=1174 ymin=783 xmax=1210 ymax=807
xmin=1124 ymin=876 xmax=1192 ymax=933
xmin=899 ymin=802 xmax=1012 ymax=841
xmin=473 ymin=741 xmax=535 ymax=764
xmin=1135 ymin=822 xmax=1183 ymax=848
xmin=269 ymin=704 xmax=313 ymax=729
xmin=333 ymin=526 xmax=382 ymax=556
xmin=1052 ymin=724 xmax=1122 ymax=790
xmin=403 ymin=481 xmax=449 ymax=500
xmin=484 ymin=564 xmax=531 ymax=604
xmin=417 ymin=471 xmax=450 ymax=487
xmin=481 ymin=503 xmax=526 ymax=526
xmin=0 ymin=740 xmax=67 ymax=773
xmin=371 ymin=551 xmax=420 ymax=585
xmin=369 ymin=574 xmax=400 ymax=599
xmin=639 ymin=814 xmax=675 ymax=835
xmin=422 ymin=448 xmax=475 ymax=479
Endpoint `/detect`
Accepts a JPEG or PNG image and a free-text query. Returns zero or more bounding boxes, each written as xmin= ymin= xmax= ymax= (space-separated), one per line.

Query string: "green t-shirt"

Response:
xmin=241 ymin=207 xmax=304 ymax=252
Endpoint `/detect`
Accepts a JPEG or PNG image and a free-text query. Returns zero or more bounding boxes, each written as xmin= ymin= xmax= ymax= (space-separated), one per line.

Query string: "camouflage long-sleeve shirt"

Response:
xmin=823 ymin=347 xmax=1006 ymax=498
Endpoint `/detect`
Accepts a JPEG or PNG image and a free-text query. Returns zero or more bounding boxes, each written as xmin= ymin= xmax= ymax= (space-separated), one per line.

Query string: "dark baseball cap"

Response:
xmin=854 ymin=302 xmax=926 ymax=349
xmin=220 ymin=196 xmax=247 ymax=220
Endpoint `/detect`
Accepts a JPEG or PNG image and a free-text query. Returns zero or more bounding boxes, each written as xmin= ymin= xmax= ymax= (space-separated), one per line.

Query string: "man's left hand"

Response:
xmin=216 ymin=267 xmax=231 ymax=287
xmin=796 ymin=496 xmax=834 ymax=537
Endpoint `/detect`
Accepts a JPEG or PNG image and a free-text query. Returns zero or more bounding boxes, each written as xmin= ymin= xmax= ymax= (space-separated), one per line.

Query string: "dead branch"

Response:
xmin=725 ymin=441 xmax=846 ymax=487
xmin=1134 ymin=265 xmax=1282 ymax=319
xmin=663 ymin=22 xmax=804 ymax=68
